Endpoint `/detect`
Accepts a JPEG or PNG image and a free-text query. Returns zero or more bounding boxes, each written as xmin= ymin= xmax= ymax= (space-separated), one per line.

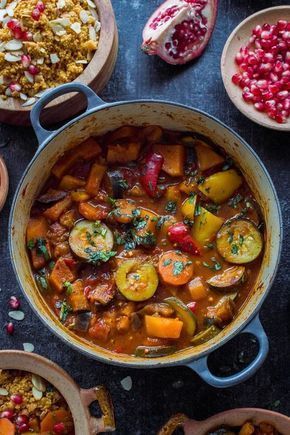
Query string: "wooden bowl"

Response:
xmin=0 ymin=155 xmax=8 ymax=211
xmin=221 ymin=6 xmax=290 ymax=131
xmin=0 ymin=0 xmax=118 ymax=126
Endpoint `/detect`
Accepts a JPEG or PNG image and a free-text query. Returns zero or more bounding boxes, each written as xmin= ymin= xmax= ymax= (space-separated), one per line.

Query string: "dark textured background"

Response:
xmin=0 ymin=1 xmax=290 ymax=433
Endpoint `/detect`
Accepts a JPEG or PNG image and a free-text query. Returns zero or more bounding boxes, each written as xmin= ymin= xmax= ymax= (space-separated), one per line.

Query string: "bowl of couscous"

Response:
xmin=0 ymin=350 xmax=115 ymax=434
xmin=0 ymin=0 xmax=118 ymax=125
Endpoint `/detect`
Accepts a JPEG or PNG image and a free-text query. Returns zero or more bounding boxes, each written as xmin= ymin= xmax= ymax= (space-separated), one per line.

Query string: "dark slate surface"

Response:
xmin=0 ymin=1 xmax=290 ymax=433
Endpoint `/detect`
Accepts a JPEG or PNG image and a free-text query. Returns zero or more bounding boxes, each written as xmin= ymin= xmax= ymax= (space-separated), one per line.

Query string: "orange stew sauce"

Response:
xmin=26 ymin=126 xmax=265 ymax=357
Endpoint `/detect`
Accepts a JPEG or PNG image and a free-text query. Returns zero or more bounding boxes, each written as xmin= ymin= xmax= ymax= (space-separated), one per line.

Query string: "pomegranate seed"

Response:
xmin=18 ymin=423 xmax=29 ymax=433
xmin=262 ymin=90 xmax=273 ymax=100
xmin=259 ymin=62 xmax=273 ymax=73
xmin=53 ymin=422 xmax=66 ymax=434
xmin=28 ymin=65 xmax=39 ymax=75
xmin=9 ymin=295 xmax=20 ymax=309
xmin=15 ymin=415 xmax=29 ymax=426
xmin=275 ymin=113 xmax=286 ymax=123
xmin=268 ymin=108 xmax=277 ymax=119
xmin=265 ymin=100 xmax=276 ymax=110
xmin=0 ymin=410 xmax=14 ymax=419
xmin=9 ymin=83 xmax=21 ymax=93
xmin=11 ymin=393 xmax=23 ymax=404
xmin=263 ymin=53 xmax=274 ymax=63
xmin=21 ymin=54 xmax=31 ymax=68
xmin=187 ymin=302 xmax=197 ymax=313
xmin=253 ymin=25 xmax=262 ymax=36
xmin=31 ymin=8 xmax=41 ymax=20
xmin=5 ymin=322 xmax=14 ymax=335
xmin=14 ymin=29 xmax=24 ymax=40
xmin=22 ymin=31 xmax=33 ymax=41
xmin=36 ymin=1 xmax=45 ymax=12
xmin=7 ymin=19 xmax=19 ymax=30
xmin=232 ymin=73 xmax=241 ymax=85
xmin=256 ymin=79 xmax=268 ymax=89
xmin=277 ymin=20 xmax=288 ymax=31
xmin=277 ymin=90 xmax=289 ymax=100
xmin=283 ymin=99 xmax=290 ymax=110
xmin=242 ymin=91 xmax=254 ymax=102
xmin=254 ymin=102 xmax=265 ymax=111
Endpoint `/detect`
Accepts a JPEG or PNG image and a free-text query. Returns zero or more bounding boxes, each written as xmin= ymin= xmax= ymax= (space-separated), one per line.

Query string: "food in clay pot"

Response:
xmin=141 ymin=0 xmax=218 ymax=64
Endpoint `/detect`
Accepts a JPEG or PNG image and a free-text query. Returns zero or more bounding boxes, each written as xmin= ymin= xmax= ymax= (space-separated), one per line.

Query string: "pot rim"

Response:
xmin=9 ymin=98 xmax=283 ymax=368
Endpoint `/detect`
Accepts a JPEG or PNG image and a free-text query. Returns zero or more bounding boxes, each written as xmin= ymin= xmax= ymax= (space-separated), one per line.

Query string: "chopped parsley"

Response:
xmin=156 ymin=215 xmax=170 ymax=230
xmin=107 ymin=196 xmax=117 ymax=207
xmin=63 ymin=281 xmax=73 ymax=295
xmin=29 ymin=238 xmax=50 ymax=260
xmin=27 ymin=239 xmax=35 ymax=250
xmin=92 ymin=221 xmax=107 ymax=237
xmin=239 ymin=234 xmax=244 ymax=246
xmin=135 ymin=232 xmax=156 ymax=247
xmin=227 ymin=231 xmax=234 ymax=244
xmin=195 ymin=203 xmax=202 ymax=216
xmin=172 ymin=260 xmax=192 ymax=276
xmin=183 ymin=217 xmax=194 ymax=227
xmin=85 ymin=248 xmax=117 ymax=265
xmin=197 ymin=176 xmax=205 ymax=185
xmin=165 ymin=200 xmax=177 ymax=214
xmin=117 ymin=178 xmax=129 ymax=190
xmin=205 ymin=242 xmax=215 ymax=250
xmin=202 ymin=258 xmax=222 ymax=271
xmin=205 ymin=203 xmax=221 ymax=214
xmin=57 ymin=300 xmax=71 ymax=323
xmin=231 ymin=244 xmax=239 ymax=255
xmin=228 ymin=193 xmax=243 ymax=209
xmin=188 ymin=194 xmax=196 ymax=204
xmin=163 ymin=259 xmax=172 ymax=267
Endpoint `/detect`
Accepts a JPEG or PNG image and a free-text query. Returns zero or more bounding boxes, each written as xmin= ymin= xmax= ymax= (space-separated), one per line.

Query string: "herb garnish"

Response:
xmin=117 ymin=178 xmax=129 ymax=190
xmin=202 ymin=257 xmax=222 ymax=271
xmin=163 ymin=259 xmax=172 ymax=267
xmin=197 ymin=176 xmax=205 ymax=185
xmin=205 ymin=203 xmax=221 ymax=213
xmin=28 ymin=238 xmax=50 ymax=260
xmin=165 ymin=200 xmax=177 ymax=214
xmin=231 ymin=244 xmax=239 ymax=255
xmin=63 ymin=281 xmax=73 ymax=295
xmin=27 ymin=240 xmax=35 ymax=250
xmin=228 ymin=193 xmax=243 ymax=209
xmin=57 ymin=300 xmax=71 ymax=323
xmin=173 ymin=260 xmax=192 ymax=275
xmin=85 ymin=248 xmax=117 ymax=265
xmin=195 ymin=203 xmax=202 ymax=216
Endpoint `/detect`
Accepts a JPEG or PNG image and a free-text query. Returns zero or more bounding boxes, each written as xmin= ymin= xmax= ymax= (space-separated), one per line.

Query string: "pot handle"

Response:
xmin=30 ymin=83 xmax=105 ymax=144
xmin=80 ymin=385 xmax=115 ymax=434
xmin=186 ymin=315 xmax=269 ymax=388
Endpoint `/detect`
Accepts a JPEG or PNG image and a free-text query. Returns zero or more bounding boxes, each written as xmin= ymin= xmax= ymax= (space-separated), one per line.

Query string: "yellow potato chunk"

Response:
xmin=198 ymin=169 xmax=243 ymax=204
xmin=192 ymin=207 xmax=224 ymax=245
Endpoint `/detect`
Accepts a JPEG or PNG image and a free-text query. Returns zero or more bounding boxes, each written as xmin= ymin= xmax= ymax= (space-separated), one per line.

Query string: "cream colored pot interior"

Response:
xmin=10 ymin=102 xmax=281 ymax=367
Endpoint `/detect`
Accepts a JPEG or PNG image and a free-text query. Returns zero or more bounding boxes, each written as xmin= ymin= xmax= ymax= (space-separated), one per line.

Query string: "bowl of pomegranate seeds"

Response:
xmin=0 ymin=0 xmax=118 ymax=125
xmin=221 ymin=6 xmax=290 ymax=130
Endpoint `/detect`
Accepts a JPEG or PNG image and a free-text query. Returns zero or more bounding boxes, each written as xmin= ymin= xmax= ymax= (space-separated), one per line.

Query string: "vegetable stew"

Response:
xmin=0 ymin=370 xmax=74 ymax=434
xmin=208 ymin=421 xmax=282 ymax=434
xmin=26 ymin=125 xmax=265 ymax=357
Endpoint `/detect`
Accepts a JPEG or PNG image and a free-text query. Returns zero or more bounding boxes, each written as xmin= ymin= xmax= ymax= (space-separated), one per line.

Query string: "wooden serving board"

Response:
xmin=0 ymin=0 xmax=118 ymax=126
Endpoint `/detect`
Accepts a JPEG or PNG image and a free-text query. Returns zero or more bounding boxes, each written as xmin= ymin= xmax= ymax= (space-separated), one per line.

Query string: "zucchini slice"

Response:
xmin=207 ymin=266 xmax=245 ymax=289
xmin=135 ymin=345 xmax=176 ymax=358
xmin=69 ymin=220 xmax=113 ymax=260
xmin=115 ymin=260 xmax=158 ymax=302
xmin=191 ymin=325 xmax=221 ymax=346
xmin=216 ymin=218 xmax=263 ymax=264
xmin=164 ymin=297 xmax=197 ymax=336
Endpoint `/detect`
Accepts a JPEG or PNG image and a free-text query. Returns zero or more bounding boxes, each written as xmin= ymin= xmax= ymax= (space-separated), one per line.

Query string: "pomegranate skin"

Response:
xmin=141 ymin=0 xmax=218 ymax=65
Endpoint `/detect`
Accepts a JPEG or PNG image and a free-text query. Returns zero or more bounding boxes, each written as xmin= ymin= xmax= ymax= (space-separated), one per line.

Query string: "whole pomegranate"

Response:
xmin=141 ymin=0 xmax=218 ymax=65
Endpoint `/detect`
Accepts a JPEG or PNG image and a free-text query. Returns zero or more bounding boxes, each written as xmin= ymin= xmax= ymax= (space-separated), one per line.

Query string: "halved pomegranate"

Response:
xmin=141 ymin=0 xmax=218 ymax=65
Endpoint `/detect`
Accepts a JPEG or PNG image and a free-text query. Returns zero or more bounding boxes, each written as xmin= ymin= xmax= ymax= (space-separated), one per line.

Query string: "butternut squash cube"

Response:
xmin=49 ymin=258 xmax=76 ymax=293
xmin=68 ymin=280 xmax=90 ymax=312
xmin=153 ymin=144 xmax=185 ymax=177
xmin=195 ymin=140 xmax=224 ymax=171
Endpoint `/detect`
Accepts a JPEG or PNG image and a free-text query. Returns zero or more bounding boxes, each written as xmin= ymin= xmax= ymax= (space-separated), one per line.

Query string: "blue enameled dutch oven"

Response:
xmin=9 ymin=83 xmax=282 ymax=388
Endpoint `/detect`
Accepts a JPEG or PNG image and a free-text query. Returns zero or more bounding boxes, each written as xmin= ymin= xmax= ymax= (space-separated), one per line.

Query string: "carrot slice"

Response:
xmin=0 ymin=418 xmax=15 ymax=435
xmin=145 ymin=315 xmax=183 ymax=339
xmin=158 ymin=250 xmax=194 ymax=286
xmin=40 ymin=409 xmax=72 ymax=432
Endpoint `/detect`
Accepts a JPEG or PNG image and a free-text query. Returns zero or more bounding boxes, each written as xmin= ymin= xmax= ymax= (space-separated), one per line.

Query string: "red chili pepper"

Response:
xmin=140 ymin=152 xmax=164 ymax=197
xmin=63 ymin=257 xmax=78 ymax=268
xmin=187 ymin=302 xmax=197 ymax=313
xmin=167 ymin=222 xmax=200 ymax=255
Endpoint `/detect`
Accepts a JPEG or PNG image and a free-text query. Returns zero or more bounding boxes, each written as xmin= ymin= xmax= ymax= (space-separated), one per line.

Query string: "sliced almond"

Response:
xmin=36 ymin=57 xmax=44 ymax=64
xmin=32 ymin=374 xmax=46 ymax=392
xmin=24 ymin=71 xmax=34 ymax=84
xmin=33 ymin=32 xmax=43 ymax=43
xmin=86 ymin=0 xmax=96 ymax=8
xmin=19 ymin=92 xmax=28 ymax=100
xmin=4 ymin=52 xmax=21 ymax=62
xmin=0 ymin=75 xmax=4 ymax=85
xmin=95 ymin=20 xmax=101 ymax=32
xmin=50 ymin=53 xmax=60 ymax=64
xmin=89 ymin=25 xmax=96 ymax=41
xmin=22 ymin=97 xmax=36 ymax=107
xmin=5 ymin=39 xmax=23 ymax=51
xmin=0 ymin=9 xmax=7 ymax=21
xmin=70 ymin=22 xmax=81 ymax=34
xmin=0 ymin=388 xmax=9 ymax=396
xmin=75 ymin=59 xmax=88 ymax=64
xmin=0 ymin=0 xmax=7 ymax=9
xmin=80 ymin=10 xmax=89 ymax=24
xmin=56 ymin=0 xmax=65 ymax=9
xmin=32 ymin=386 xmax=43 ymax=400
xmin=50 ymin=17 xmax=71 ymax=27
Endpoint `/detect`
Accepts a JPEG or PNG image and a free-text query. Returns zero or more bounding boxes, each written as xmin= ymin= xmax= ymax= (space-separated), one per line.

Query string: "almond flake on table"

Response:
xmin=23 ymin=342 xmax=35 ymax=352
xmin=120 ymin=376 xmax=132 ymax=391
xmin=8 ymin=310 xmax=25 ymax=320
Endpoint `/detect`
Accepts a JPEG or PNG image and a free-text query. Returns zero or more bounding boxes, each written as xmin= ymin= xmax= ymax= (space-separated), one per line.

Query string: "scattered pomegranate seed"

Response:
xmin=0 ymin=410 xmax=14 ymax=420
xmin=31 ymin=8 xmax=41 ymax=21
xmin=5 ymin=322 xmax=15 ymax=335
xmin=53 ymin=422 xmax=66 ymax=434
xmin=36 ymin=1 xmax=45 ymax=12
xmin=9 ymin=295 xmax=20 ymax=309
xmin=11 ymin=393 xmax=23 ymax=405
xmin=28 ymin=65 xmax=40 ymax=75
xmin=187 ymin=302 xmax=197 ymax=313
xmin=15 ymin=415 xmax=29 ymax=426
xmin=232 ymin=20 xmax=290 ymax=124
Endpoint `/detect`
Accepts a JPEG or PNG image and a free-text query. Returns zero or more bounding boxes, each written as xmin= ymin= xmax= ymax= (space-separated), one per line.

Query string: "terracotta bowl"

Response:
xmin=159 ymin=409 xmax=290 ymax=434
xmin=0 ymin=155 xmax=8 ymax=211
xmin=0 ymin=350 xmax=115 ymax=434
xmin=0 ymin=0 xmax=118 ymax=126
xmin=221 ymin=6 xmax=290 ymax=131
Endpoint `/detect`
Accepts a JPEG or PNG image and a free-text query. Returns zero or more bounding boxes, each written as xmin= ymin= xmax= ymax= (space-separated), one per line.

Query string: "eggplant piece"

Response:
xmin=184 ymin=141 xmax=198 ymax=175
xmin=69 ymin=220 xmax=114 ymax=260
xmin=216 ymin=218 xmax=263 ymax=264
xmin=137 ymin=302 xmax=174 ymax=318
xmin=164 ymin=297 xmax=197 ymax=336
xmin=135 ymin=345 xmax=176 ymax=358
xmin=72 ymin=312 xmax=91 ymax=332
xmin=37 ymin=188 xmax=67 ymax=204
xmin=206 ymin=297 xmax=235 ymax=328
xmin=207 ymin=266 xmax=245 ymax=290
xmin=191 ymin=325 xmax=221 ymax=346
xmin=104 ymin=170 xmax=128 ymax=198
